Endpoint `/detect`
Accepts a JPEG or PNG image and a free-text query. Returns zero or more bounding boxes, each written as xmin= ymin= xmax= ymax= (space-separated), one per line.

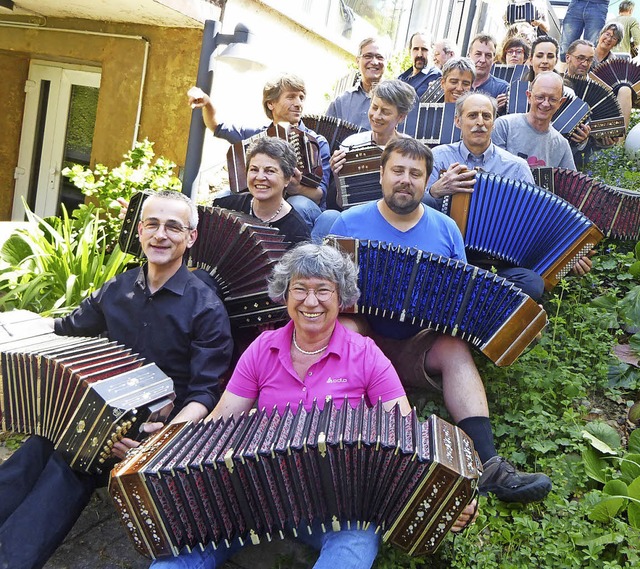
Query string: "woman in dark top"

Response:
xmin=214 ymin=137 xmax=310 ymax=247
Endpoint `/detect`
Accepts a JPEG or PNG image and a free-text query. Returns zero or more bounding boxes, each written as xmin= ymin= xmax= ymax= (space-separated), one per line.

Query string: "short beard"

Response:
xmin=385 ymin=193 xmax=422 ymax=215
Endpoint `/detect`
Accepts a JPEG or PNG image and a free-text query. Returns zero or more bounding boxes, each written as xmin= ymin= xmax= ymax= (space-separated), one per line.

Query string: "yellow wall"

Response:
xmin=0 ymin=19 xmax=203 ymax=220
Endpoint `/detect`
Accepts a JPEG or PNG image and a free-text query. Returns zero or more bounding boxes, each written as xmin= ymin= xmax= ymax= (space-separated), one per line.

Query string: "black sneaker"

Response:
xmin=479 ymin=456 xmax=552 ymax=503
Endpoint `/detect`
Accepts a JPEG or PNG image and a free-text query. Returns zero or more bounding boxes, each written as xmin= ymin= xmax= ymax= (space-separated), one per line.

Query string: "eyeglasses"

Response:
xmin=140 ymin=219 xmax=190 ymax=236
xmin=531 ymin=94 xmax=560 ymax=105
xmin=570 ymin=54 xmax=594 ymax=64
xmin=359 ymin=52 xmax=385 ymax=62
xmin=288 ymin=287 xmax=336 ymax=302
xmin=601 ymin=32 xmax=617 ymax=41
xmin=506 ymin=48 xmax=525 ymax=56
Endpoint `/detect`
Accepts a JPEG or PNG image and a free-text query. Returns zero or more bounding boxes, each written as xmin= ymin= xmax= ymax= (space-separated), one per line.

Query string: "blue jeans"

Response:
xmin=287 ymin=195 xmax=323 ymax=230
xmin=498 ymin=267 xmax=545 ymax=302
xmin=560 ymin=0 xmax=609 ymax=61
xmin=310 ymin=210 xmax=341 ymax=242
xmin=0 ymin=436 xmax=96 ymax=569
xmin=149 ymin=521 xmax=379 ymax=569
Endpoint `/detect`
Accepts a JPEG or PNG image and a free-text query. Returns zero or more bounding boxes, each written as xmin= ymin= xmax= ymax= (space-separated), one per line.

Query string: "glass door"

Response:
xmin=12 ymin=62 xmax=100 ymax=220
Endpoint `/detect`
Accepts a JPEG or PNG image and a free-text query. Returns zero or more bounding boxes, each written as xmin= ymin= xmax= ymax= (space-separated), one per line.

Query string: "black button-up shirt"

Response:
xmin=55 ymin=264 xmax=233 ymax=415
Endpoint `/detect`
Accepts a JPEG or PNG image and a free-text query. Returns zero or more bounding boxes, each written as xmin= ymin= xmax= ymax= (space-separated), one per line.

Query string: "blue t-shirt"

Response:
xmin=329 ymin=201 xmax=466 ymax=339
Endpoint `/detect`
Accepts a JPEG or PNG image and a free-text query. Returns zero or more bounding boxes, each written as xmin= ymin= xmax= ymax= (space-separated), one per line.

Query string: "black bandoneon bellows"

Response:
xmin=187 ymin=206 xmax=289 ymax=326
xmin=506 ymin=1 xmax=539 ymax=24
xmin=0 ymin=311 xmax=175 ymax=474
xmin=532 ymin=167 xmax=640 ymax=240
xmin=326 ymin=237 xmax=546 ymax=366
xmin=109 ymin=398 xmax=480 ymax=558
xmin=301 ymin=114 xmax=362 ymax=154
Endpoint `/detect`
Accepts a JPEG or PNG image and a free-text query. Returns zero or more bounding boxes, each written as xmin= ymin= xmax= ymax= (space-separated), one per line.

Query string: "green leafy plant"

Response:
xmin=62 ymin=138 xmax=181 ymax=247
xmin=582 ymin=423 xmax=640 ymax=530
xmin=0 ymin=203 xmax=131 ymax=316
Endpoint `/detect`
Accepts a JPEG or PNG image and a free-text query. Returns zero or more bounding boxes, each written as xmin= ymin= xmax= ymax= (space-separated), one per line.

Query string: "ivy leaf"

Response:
xmin=582 ymin=422 xmax=621 ymax=454
xmin=582 ymin=447 xmax=608 ymax=483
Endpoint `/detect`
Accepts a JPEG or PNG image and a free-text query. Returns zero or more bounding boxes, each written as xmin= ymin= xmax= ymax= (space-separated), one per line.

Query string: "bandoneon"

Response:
xmin=326 ymin=237 xmax=546 ymax=366
xmin=532 ymin=167 xmax=640 ymax=241
xmin=399 ymin=103 xmax=460 ymax=146
xmin=439 ymin=172 xmax=605 ymax=290
xmin=590 ymin=58 xmax=640 ymax=96
xmin=187 ymin=206 xmax=289 ymax=326
xmin=109 ymin=398 xmax=481 ymax=558
xmin=301 ymin=114 xmax=362 ymax=154
xmin=491 ymin=64 xmax=531 ymax=84
xmin=335 ymin=144 xmax=382 ymax=209
xmin=506 ymin=1 xmax=539 ymax=24
xmin=566 ymin=76 xmax=626 ymax=139
xmin=227 ymin=124 xmax=323 ymax=193
xmin=419 ymin=81 xmax=444 ymax=103
xmin=0 ymin=310 xmax=175 ymax=474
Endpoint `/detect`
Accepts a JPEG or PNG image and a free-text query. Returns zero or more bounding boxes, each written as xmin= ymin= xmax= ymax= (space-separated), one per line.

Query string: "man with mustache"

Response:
xmin=397 ymin=31 xmax=442 ymax=98
xmin=423 ymin=92 xmax=543 ymax=301
xmin=327 ymin=137 xmax=553 ymax=504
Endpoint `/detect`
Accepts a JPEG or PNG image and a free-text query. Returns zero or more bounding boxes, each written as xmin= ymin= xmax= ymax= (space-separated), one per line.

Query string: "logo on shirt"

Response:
xmin=326 ymin=377 xmax=348 ymax=384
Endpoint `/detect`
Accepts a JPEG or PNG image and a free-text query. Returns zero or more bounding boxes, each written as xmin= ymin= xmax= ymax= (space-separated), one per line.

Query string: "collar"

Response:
xmin=347 ymin=81 xmax=369 ymax=96
xmin=134 ymin=263 xmax=191 ymax=296
xmin=458 ymin=140 xmax=494 ymax=165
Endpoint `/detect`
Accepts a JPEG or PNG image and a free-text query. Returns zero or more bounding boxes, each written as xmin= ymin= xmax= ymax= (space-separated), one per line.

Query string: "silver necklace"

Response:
xmin=292 ymin=330 xmax=328 ymax=356
xmin=250 ymin=198 xmax=284 ymax=223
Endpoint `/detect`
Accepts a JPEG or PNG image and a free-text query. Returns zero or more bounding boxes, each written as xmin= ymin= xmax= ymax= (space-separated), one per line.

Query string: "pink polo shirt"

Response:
xmin=226 ymin=320 xmax=406 ymax=414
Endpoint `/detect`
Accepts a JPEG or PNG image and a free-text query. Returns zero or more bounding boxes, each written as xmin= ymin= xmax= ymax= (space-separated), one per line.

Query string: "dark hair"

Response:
xmin=620 ymin=1 xmax=635 ymax=13
xmin=380 ymin=138 xmax=433 ymax=177
xmin=531 ymin=35 xmax=558 ymax=56
xmin=245 ymin=137 xmax=298 ymax=179
xmin=567 ymin=38 xmax=595 ymax=55
xmin=501 ymin=37 xmax=531 ymax=61
xmin=262 ymin=74 xmax=306 ymax=120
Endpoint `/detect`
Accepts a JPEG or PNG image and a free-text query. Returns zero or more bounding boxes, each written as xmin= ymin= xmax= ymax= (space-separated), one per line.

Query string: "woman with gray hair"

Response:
xmin=151 ymin=242 xmax=411 ymax=569
xmin=151 ymin=243 xmax=478 ymax=569
xmin=593 ymin=21 xmax=625 ymax=66
xmin=213 ymin=137 xmax=310 ymax=246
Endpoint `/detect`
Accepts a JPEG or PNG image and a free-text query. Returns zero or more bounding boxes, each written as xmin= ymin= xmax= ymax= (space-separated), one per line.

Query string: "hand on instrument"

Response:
xmin=570 ymin=250 xmax=595 ymax=277
xmin=450 ymin=499 xmax=478 ymax=533
xmin=111 ymin=422 xmax=164 ymax=460
xmin=599 ymin=136 xmax=619 ymax=148
xmin=570 ymin=123 xmax=591 ymax=144
xmin=496 ymin=93 xmax=507 ymax=111
xmin=187 ymin=86 xmax=211 ymax=109
xmin=330 ymin=149 xmax=347 ymax=176
xmin=429 ymin=163 xmax=476 ymax=199
xmin=285 ymin=168 xmax=304 ymax=194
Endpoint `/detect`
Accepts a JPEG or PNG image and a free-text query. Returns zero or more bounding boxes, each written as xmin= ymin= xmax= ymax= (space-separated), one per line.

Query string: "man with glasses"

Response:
xmin=0 ymin=190 xmax=233 ymax=569
xmin=492 ymin=72 xmax=576 ymax=169
xmin=326 ymin=37 xmax=387 ymax=129
xmin=397 ymin=31 xmax=441 ymax=98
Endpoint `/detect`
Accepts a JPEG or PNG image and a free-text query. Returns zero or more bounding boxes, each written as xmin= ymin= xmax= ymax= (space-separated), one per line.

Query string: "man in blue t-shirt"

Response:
xmin=329 ymin=138 xmax=552 ymax=504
